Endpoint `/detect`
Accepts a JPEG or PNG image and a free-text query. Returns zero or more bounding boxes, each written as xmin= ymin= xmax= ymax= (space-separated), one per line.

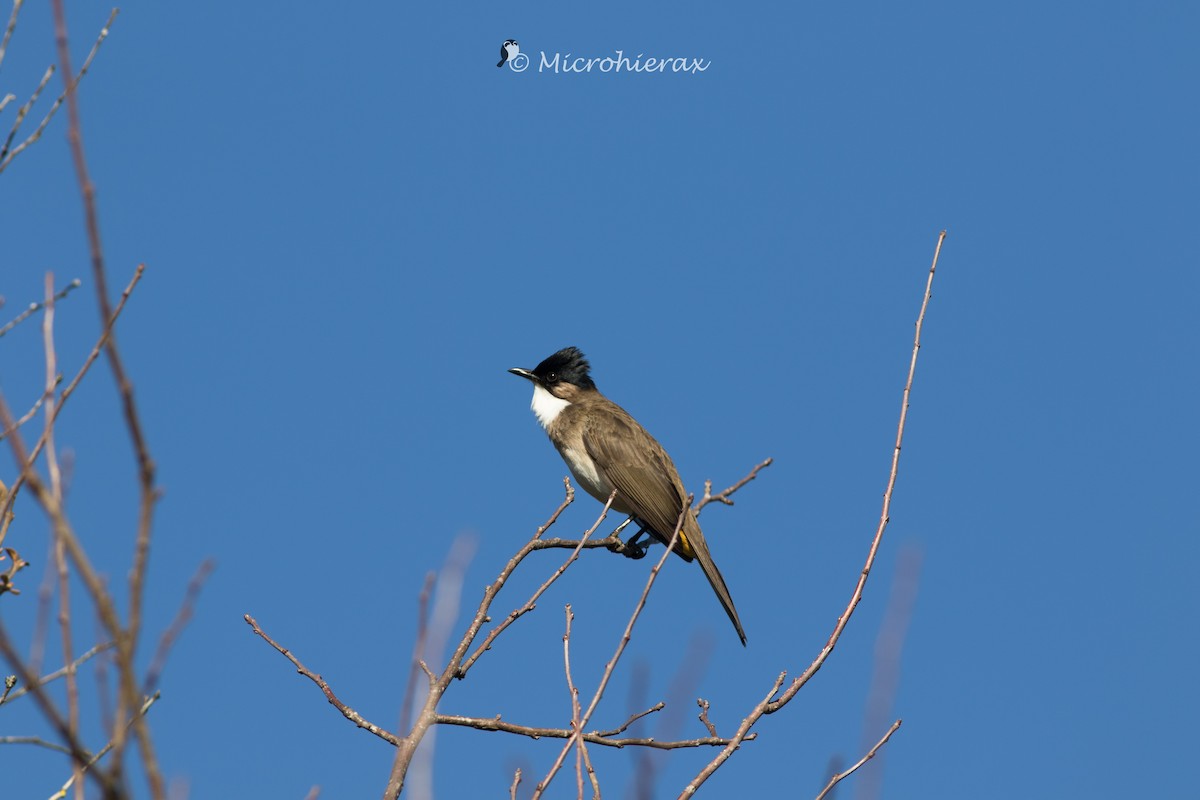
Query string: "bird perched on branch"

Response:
xmin=509 ymin=347 xmax=746 ymax=645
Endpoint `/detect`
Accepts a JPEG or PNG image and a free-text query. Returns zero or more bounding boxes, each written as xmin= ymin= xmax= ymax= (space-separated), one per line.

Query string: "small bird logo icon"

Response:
xmin=497 ymin=39 xmax=520 ymax=68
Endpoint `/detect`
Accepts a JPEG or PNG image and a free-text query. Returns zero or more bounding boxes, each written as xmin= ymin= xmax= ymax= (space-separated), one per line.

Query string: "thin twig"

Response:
xmin=0 ymin=0 xmax=27 ymax=71
xmin=0 ymin=279 xmax=80 ymax=339
xmin=0 ymin=264 xmax=143 ymax=551
xmin=382 ymin=490 xmax=614 ymax=800
xmin=47 ymin=8 xmax=159 ymax=787
xmin=0 ymin=619 xmax=117 ymax=796
xmin=679 ymin=230 xmax=946 ymax=798
xmin=856 ymin=545 xmax=921 ymax=800
xmin=509 ymin=769 xmax=522 ymax=800
xmin=533 ymin=501 xmax=690 ymax=798
xmin=813 ymin=720 xmax=902 ymax=800
xmin=0 ymin=375 xmax=61 ymax=443
xmin=0 ymin=642 xmax=112 ymax=706
xmin=563 ymin=606 xmax=585 ymax=799
xmin=0 ymin=735 xmax=74 ymax=754
xmin=0 ymin=8 xmax=117 ymax=174
xmin=594 ymin=702 xmax=666 ymax=737
xmin=144 ymin=559 xmax=216 ymax=694
xmin=694 ymin=458 xmax=773 ymax=514
xmin=458 ymin=486 xmax=603 ymax=678
xmin=399 ymin=571 xmax=436 ymax=729
xmin=435 ymin=714 xmax=752 ymax=749
xmin=40 ymin=274 xmax=85 ymax=796
xmin=696 ymin=699 xmax=717 ymax=738
xmin=49 ymin=693 xmax=161 ymax=800
xmin=243 ymin=614 xmax=401 ymax=746
xmin=0 ymin=64 xmax=53 ymax=165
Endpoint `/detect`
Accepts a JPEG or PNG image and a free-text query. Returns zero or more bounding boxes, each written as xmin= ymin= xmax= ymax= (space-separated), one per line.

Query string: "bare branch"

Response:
xmin=398 ymin=571 xmax=436 ymax=730
xmin=0 ymin=8 xmax=117 ymax=174
xmin=694 ymin=458 xmax=773 ymax=514
xmin=0 ymin=375 xmax=62 ymax=444
xmin=533 ymin=500 xmax=690 ymax=798
xmin=0 ymin=0 xmax=27 ymax=71
xmin=0 ymin=263 xmax=144 ymax=551
xmin=856 ymin=545 xmax=922 ymax=800
xmin=49 ymin=692 xmax=161 ymax=800
xmin=243 ymin=614 xmax=401 ymax=747
xmin=813 ymin=720 xmax=902 ymax=800
xmin=381 ymin=489 xmax=607 ymax=799
xmin=0 ymin=64 xmax=53 ymax=167
xmin=765 ymin=231 xmax=945 ymax=713
xmin=0 ymin=279 xmax=80 ymax=339
xmin=0 ymin=735 xmax=75 ymax=754
xmin=594 ymin=702 xmax=665 ymax=737
xmin=680 ymin=231 xmax=946 ymax=797
xmin=458 ymin=488 xmax=606 ymax=678
xmin=435 ymin=714 xmax=753 ymax=750
xmin=144 ymin=559 xmax=216 ymax=694
xmin=0 ymin=642 xmax=112 ymax=706
xmin=696 ymin=699 xmax=717 ymax=738
xmin=562 ymin=606 xmax=586 ymax=799
xmin=0 ymin=618 xmax=117 ymax=796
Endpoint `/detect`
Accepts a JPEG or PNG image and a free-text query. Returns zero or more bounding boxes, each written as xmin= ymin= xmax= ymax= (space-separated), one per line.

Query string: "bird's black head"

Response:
xmin=509 ymin=347 xmax=597 ymax=392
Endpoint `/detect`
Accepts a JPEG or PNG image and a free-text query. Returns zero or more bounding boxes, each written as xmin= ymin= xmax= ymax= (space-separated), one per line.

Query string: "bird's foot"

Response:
xmin=618 ymin=538 xmax=648 ymax=560
xmin=617 ymin=525 xmax=651 ymax=560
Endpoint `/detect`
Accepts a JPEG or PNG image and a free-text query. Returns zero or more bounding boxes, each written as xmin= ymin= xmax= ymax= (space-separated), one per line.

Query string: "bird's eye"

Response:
xmin=547 ymin=372 xmax=558 ymax=383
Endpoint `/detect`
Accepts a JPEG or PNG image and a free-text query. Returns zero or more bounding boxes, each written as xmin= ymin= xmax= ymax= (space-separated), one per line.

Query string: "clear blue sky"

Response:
xmin=3 ymin=2 xmax=1197 ymax=797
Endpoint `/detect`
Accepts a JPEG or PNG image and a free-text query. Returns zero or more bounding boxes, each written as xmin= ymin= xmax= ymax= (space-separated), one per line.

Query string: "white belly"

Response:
xmin=561 ymin=445 xmax=614 ymax=503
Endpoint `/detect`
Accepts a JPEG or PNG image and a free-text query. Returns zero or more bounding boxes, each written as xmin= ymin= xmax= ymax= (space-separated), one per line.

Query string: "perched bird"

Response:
xmin=497 ymin=39 xmax=520 ymax=68
xmin=509 ymin=347 xmax=746 ymax=645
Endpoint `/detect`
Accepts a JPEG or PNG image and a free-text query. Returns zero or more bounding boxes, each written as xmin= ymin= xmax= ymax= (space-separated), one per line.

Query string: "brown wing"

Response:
xmin=580 ymin=398 xmax=747 ymax=644
xmin=580 ymin=403 xmax=693 ymax=559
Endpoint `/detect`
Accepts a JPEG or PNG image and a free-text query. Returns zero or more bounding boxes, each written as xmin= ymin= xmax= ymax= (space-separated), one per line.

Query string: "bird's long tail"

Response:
xmin=682 ymin=515 xmax=747 ymax=645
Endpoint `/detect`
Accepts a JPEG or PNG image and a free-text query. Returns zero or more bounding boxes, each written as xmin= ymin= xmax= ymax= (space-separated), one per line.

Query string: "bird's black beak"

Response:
xmin=508 ymin=367 xmax=536 ymax=383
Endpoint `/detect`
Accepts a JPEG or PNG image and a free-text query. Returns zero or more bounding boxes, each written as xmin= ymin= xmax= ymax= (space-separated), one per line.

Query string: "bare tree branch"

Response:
xmin=532 ymin=501 xmax=690 ymax=798
xmin=0 ymin=279 xmax=80 ymax=339
xmin=0 ymin=263 xmax=144 ymax=552
xmin=0 ymin=0 xmax=27 ymax=71
xmin=678 ymin=230 xmax=946 ymax=798
xmin=595 ymin=702 xmax=665 ymax=737
xmin=144 ymin=559 xmax=216 ymax=694
xmin=48 ymin=693 xmax=161 ymax=800
xmin=695 ymin=458 xmax=773 ymax=514
xmin=0 ymin=8 xmax=117 ymax=174
xmin=814 ymin=720 xmax=902 ymax=800
xmin=0 ymin=642 xmax=112 ymax=706
xmin=435 ymin=712 xmax=752 ymax=750
xmin=243 ymin=614 xmax=401 ymax=747
xmin=398 ymin=571 xmax=436 ymax=731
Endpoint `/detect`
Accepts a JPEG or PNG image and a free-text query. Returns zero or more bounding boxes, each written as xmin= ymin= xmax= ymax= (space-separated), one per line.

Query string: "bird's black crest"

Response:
xmin=532 ymin=347 xmax=596 ymax=390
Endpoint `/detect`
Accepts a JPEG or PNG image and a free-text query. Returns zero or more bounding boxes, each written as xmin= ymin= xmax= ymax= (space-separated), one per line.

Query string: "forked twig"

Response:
xmin=695 ymin=458 xmax=773 ymax=514
xmin=0 ymin=9 xmax=117 ymax=174
xmin=532 ymin=501 xmax=690 ymax=798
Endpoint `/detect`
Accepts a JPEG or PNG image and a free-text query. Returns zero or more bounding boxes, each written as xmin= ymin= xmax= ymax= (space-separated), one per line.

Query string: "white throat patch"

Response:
xmin=530 ymin=384 xmax=570 ymax=430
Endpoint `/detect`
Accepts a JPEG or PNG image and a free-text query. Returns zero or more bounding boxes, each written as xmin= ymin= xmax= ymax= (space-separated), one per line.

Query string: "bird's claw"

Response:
xmin=620 ymin=539 xmax=648 ymax=560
